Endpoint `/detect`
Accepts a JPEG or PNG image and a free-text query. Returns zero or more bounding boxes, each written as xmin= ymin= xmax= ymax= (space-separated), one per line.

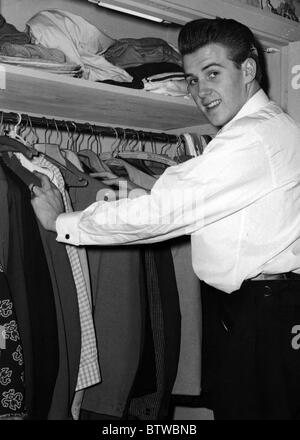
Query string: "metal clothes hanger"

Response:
xmin=65 ymin=120 xmax=73 ymax=151
xmin=32 ymin=118 xmax=88 ymax=187
xmin=77 ymin=123 xmax=110 ymax=173
xmin=27 ymin=115 xmax=39 ymax=146
xmin=70 ymin=122 xmax=84 ymax=153
xmin=107 ymin=127 xmax=177 ymax=166
xmin=0 ymin=112 xmax=4 ymax=135
xmin=60 ymin=121 xmax=85 ymax=172
xmin=161 ymin=134 xmax=174 ymax=156
xmin=111 ymin=128 xmax=126 ymax=158
xmin=96 ymin=127 xmax=119 ymax=161
xmin=7 ymin=114 xmax=28 ymax=145
xmin=129 ymin=130 xmax=140 ymax=152
xmin=0 ymin=114 xmax=39 ymax=159
xmin=173 ymin=135 xmax=185 ymax=162
xmin=0 ymin=114 xmax=87 ymax=187
xmin=34 ymin=118 xmax=67 ymax=166
xmin=0 ymin=114 xmax=47 ymax=186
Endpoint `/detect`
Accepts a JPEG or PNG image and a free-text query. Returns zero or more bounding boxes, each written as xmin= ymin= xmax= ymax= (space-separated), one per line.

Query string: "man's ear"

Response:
xmin=242 ymin=57 xmax=257 ymax=84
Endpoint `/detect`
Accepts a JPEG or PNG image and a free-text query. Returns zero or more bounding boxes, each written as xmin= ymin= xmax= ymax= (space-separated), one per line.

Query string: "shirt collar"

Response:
xmin=218 ymin=89 xmax=270 ymax=134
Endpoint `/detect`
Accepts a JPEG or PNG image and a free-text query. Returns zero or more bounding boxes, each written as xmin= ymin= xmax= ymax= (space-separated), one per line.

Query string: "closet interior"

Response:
xmin=0 ymin=0 xmax=300 ymax=421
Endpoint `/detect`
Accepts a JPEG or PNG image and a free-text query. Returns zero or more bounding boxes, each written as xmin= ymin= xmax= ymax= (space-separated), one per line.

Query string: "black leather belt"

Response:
xmin=250 ymin=272 xmax=300 ymax=281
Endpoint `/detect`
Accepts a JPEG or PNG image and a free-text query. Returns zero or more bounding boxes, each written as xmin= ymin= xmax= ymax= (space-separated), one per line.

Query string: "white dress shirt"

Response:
xmin=56 ymin=89 xmax=300 ymax=293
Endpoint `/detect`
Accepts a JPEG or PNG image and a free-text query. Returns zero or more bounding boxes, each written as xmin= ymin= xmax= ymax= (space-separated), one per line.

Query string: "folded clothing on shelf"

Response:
xmin=104 ymin=37 xmax=182 ymax=68
xmin=144 ymin=71 xmax=186 ymax=83
xmin=126 ymin=62 xmax=183 ymax=80
xmin=0 ymin=14 xmax=30 ymax=46
xmin=26 ymin=9 xmax=132 ymax=82
xmin=0 ymin=54 xmax=83 ymax=77
xmin=143 ymin=71 xmax=188 ymax=97
xmin=98 ymin=62 xmax=184 ymax=90
xmin=0 ymin=42 xmax=66 ymax=63
xmin=143 ymin=80 xmax=188 ymax=97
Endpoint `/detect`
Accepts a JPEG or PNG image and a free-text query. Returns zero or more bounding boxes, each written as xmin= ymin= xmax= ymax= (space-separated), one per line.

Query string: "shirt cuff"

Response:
xmin=56 ymin=212 xmax=82 ymax=245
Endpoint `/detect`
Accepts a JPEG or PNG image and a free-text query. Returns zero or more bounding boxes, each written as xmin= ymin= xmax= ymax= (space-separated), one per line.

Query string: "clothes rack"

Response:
xmin=0 ymin=111 xmax=180 ymax=144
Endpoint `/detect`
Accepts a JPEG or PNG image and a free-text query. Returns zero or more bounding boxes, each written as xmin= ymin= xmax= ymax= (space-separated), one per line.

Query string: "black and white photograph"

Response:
xmin=0 ymin=0 xmax=300 ymax=429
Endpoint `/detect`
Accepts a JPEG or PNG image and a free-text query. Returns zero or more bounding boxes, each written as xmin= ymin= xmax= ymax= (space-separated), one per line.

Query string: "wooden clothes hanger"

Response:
xmin=99 ymin=128 xmax=177 ymax=167
xmin=0 ymin=135 xmax=39 ymax=159
xmin=117 ymin=150 xmax=177 ymax=166
xmin=78 ymin=150 xmax=111 ymax=173
xmin=61 ymin=149 xmax=85 ymax=172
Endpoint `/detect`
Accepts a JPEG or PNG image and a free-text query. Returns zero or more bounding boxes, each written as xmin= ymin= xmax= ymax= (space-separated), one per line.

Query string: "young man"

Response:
xmin=31 ymin=18 xmax=300 ymax=419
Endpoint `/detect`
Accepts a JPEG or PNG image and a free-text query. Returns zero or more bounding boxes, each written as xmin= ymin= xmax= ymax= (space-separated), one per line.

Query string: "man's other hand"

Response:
xmin=30 ymin=172 xmax=65 ymax=232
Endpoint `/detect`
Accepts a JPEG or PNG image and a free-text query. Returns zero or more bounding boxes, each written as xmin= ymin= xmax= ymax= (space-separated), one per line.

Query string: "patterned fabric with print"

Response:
xmin=0 ymin=272 xmax=25 ymax=417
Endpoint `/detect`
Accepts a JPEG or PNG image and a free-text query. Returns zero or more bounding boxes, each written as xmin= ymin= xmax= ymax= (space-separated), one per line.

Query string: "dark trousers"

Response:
xmin=201 ymin=278 xmax=300 ymax=420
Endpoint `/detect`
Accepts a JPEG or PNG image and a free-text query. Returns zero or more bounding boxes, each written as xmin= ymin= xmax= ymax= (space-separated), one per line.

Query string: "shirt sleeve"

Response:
xmin=56 ymin=123 xmax=274 ymax=246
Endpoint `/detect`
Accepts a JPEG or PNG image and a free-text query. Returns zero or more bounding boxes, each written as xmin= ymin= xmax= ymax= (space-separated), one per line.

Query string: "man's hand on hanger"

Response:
xmin=92 ymin=171 xmax=149 ymax=199
xmin=29 ymin=173 xmax=65 ymax=232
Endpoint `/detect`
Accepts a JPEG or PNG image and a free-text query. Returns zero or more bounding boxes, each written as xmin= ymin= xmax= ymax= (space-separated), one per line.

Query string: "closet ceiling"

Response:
xmin=89 ymin=0 xmax=300 ymax=45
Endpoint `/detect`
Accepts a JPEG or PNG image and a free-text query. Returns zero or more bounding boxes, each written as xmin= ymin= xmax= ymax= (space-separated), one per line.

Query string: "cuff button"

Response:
xmin=65 ymin=234 xmax=70 ymax=240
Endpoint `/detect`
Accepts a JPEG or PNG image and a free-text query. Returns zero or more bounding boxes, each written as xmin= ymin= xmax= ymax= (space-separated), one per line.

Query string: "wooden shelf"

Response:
xmin=0 ymin=64 xmax=204 ymax=131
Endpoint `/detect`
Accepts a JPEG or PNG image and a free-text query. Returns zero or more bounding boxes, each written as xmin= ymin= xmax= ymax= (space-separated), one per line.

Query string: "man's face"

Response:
xmin=183 ymin=43 xmax=250 ymax=129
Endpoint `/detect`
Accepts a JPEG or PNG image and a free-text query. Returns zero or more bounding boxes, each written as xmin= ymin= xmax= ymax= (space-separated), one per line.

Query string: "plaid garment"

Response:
xmin=16 ymin=153 xmax=100 ymax=391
